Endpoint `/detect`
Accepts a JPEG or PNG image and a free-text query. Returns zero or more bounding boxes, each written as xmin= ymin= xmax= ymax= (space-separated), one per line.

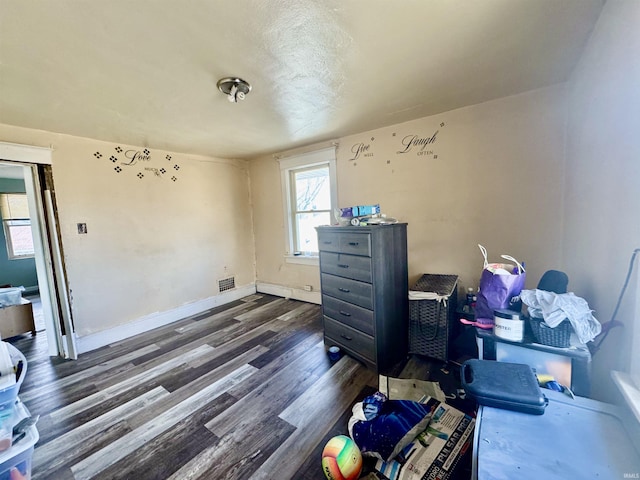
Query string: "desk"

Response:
xmin=472 ymin=390 xmax=640 ymax=479
xmin=475 ymin=327 xmax=591 ymax=397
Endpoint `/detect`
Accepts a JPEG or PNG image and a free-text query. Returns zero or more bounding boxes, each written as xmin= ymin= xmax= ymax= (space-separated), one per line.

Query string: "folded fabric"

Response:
xmin=348 ymin=393 xmax=434 ymax=461
xmin=520 ymin=289 xmax=602 ymax=344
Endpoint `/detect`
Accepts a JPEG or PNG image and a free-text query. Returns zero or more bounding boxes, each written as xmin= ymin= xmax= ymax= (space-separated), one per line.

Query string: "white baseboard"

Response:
xmin=75 ymin=284 xmax=257 ymax=354
xmin=256 ymin=282 xmax=321 ymax=305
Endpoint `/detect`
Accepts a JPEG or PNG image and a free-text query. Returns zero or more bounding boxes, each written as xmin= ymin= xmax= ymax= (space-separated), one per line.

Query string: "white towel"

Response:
xmin=408 ymin=291 xmax=449 ymax=305
xmin=521 ymin=289 xmax=602 ymax=344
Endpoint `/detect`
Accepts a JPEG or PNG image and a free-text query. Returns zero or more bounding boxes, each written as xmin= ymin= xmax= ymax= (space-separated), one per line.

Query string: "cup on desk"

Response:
xmin=493 ymin=309 xmax=525 ymax=342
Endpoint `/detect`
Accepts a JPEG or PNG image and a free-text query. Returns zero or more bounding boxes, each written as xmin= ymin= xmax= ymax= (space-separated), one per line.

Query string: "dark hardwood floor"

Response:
xmin=8 ymin=293 xmax=471 ymax=480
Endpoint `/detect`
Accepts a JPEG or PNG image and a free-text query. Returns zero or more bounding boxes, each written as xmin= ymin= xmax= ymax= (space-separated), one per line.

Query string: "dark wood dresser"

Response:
xmin=316 ymin=224 xmax=408 ymax=373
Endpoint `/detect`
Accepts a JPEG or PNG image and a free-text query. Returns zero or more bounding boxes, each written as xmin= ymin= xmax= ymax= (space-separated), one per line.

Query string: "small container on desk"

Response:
xmin=408 ymin=274 xmax=458 ymax=362
xmin=493 ymin=309 xmax=525 ymax=343
xmin=528 ymin=316 xmax=572 ymax=348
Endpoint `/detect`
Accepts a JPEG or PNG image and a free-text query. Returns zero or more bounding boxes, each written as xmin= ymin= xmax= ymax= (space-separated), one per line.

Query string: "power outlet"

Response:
xmin=303 ymin=285 xmax=313 ymax=292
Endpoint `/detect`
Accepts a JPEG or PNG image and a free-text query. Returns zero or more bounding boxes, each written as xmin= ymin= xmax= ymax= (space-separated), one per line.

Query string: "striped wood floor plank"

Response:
xmin=249 ymin=355 xmax=377 ymax=480
xmin=9 ymin=294 xmax=390 ymax=479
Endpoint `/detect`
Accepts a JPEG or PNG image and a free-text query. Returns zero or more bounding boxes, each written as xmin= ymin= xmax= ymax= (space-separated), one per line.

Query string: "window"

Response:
xmin=279 ymin=147 xmax=337 ymax=262
xmin=0 ymin=193 xmax=35 ymax=259
xmin=290 ymin=164 xmax=331 ymax=253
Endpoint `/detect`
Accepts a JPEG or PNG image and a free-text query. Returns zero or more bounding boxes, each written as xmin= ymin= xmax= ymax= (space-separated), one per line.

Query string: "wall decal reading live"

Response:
xmin=348 ymin=136 xmax=375 ymax=161
xmin=93 ymin=146 xmax=180 ymax=182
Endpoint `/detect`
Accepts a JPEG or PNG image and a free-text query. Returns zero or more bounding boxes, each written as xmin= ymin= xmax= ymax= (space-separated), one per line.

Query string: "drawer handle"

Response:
xmin=323 ymin=240 xmax=333 ymax=244
xmin=340 ymin=334 xmax=353 ymax=341
xmin=339 ymin=310 xmax=352 ymax=317
xmin=337 ymin=264 xmax=349 ymax=269
xmin=348 ymin=242 xmax=359 ymax=246
xmin=338 ymin=288 xmax=350 ymax=293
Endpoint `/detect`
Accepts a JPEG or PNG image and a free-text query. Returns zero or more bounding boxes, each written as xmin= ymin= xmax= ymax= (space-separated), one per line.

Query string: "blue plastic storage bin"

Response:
xmin=0 ymin=344 xmax=26 ymax=413
xmin=0 ymin=289 xmax=24 ymax=308
xmin=0 ymin=401 xmax=38 ymax=480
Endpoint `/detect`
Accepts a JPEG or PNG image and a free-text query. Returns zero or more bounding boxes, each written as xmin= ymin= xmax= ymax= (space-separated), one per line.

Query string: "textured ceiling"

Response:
xmin=0 ymin=0 xmax=604 ymax=159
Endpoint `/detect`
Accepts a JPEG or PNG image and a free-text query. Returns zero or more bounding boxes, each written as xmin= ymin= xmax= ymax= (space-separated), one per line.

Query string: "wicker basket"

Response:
xmin=528 ymin=317 xmax=573 ymax=348
xmin=408 ymin=274 xmax=458 ymax=361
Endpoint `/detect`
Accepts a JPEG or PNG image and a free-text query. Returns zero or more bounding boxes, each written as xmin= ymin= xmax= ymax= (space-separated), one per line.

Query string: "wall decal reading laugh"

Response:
xmin=396 ymin=130 xmax=439 ymax=156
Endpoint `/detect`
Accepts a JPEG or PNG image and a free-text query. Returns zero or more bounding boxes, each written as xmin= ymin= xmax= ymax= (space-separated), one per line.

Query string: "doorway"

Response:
xmin=0 ymin=171 xmax=43 ymax=334
xmin=0 ymin=143 xmax=77 ymax=359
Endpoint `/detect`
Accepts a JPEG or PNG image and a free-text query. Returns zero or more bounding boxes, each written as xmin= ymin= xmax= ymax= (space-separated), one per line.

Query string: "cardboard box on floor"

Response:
xmin=0 ymin=299 xmax=35 ymax=339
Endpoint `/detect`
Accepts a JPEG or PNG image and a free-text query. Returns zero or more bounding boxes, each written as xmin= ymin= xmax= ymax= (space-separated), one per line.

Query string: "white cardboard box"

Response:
xmin=0 ymin=299 xmax=35 ymax=339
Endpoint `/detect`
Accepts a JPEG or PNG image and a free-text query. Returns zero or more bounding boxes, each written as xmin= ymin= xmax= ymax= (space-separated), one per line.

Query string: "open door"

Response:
xmin=38 ymin=166 xmax=77 ymax=358
xmin=0 ymin=142 xmax=77 ymax=359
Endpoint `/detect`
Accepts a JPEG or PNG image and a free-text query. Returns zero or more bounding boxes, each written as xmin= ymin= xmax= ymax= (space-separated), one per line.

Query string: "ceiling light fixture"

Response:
xmin=216 ymin=77 xmax=252 ymax=103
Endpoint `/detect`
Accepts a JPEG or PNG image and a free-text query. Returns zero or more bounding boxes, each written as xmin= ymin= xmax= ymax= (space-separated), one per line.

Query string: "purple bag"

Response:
xmin=474 ymin=245 xmax=526 ymax=326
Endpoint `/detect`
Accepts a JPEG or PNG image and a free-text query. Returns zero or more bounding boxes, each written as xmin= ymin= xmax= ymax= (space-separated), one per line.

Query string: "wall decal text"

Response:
xmin=348 ymin=137 xmax=375 ymax=162
xmin=122 ymin=149 xmax=151 ymax=166
xmin=92 ymin=146 xmax=180 ymax=182
xmin=396 ymin=131 xmax=439 ymax=155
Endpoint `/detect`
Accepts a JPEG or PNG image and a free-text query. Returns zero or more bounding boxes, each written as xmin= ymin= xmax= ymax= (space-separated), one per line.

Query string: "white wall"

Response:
xmin=251 ymin=85 xmax=567 ymax=304
xmin=0 ymin=124 xmax=256 ymax=343
xmin=252 ymin=34 xmax=639 ymax=401
xmin=564 ymin=0 xmax=640 ymax=402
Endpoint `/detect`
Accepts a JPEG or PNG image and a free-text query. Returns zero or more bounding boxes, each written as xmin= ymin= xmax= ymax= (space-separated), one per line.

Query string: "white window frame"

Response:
xmin=631 ymin=265 xmax=640 ymax=379
xmin=3 ymin=218 xmax=35 ymax=259
xmin=278 ymin=146 xmax=338 ymax=265
xmin=0 ymin=192 xmax=35 ymax=259
xmin=611 ymin=253 xmax=640 ymax=423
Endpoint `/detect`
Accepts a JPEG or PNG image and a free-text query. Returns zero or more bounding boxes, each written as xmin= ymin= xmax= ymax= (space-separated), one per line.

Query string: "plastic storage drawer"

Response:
xmin=0 ymin=401 xmax=38 ymax=480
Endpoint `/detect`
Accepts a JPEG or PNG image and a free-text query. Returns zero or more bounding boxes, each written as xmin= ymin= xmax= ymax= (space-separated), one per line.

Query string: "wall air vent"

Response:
xmin=218 ymin=276 xmax=236 ymax=292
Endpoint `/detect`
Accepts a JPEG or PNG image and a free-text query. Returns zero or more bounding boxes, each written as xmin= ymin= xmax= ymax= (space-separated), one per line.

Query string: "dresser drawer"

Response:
xmin=321 ymin=273 xmax=373 ymax=310
xmin=322 ymin=295 xmax=374 ymax=335
xmin=320 ymin=252 xmax=372 ymax=283
xmin=324 ymin=317 xmax=375 ymax=362
xmin=317 ymin=231 xmax=341 ymax=253
xmin=339 ymin=233 xmax=371 ymax=256
xmin=317 ymin=230 xmax=371 ymax=257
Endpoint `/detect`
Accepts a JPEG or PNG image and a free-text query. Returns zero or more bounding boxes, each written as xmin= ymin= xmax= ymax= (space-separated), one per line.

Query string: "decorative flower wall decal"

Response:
xmin=94 ymin=145 xmax=180 ymax=182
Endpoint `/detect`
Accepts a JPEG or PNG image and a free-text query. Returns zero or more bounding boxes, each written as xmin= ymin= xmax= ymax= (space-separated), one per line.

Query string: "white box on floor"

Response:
xmin=0 ymin=300 xmax=35 ymax=340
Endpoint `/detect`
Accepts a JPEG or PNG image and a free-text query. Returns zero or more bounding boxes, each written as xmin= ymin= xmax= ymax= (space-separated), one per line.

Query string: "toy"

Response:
xmin=321 ymin=435 xmax=362 ymax=480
